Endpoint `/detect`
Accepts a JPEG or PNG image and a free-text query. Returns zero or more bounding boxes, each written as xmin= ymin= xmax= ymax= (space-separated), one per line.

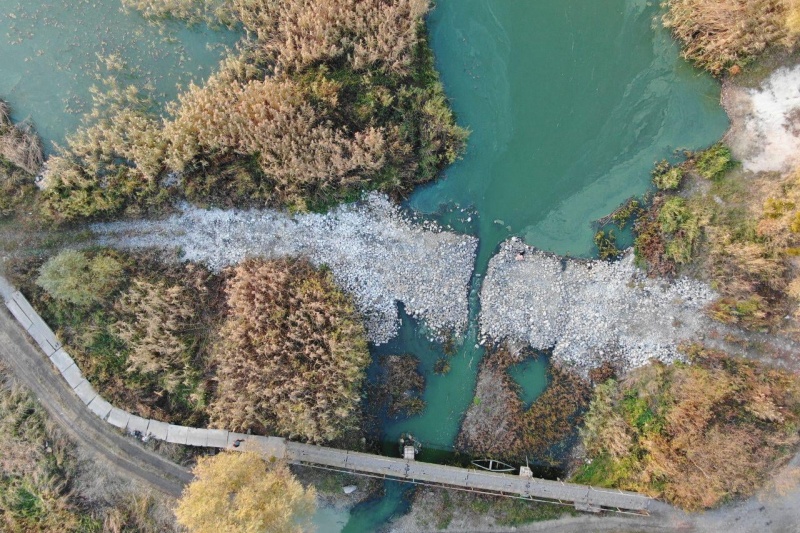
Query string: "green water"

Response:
xmin=382 ymin=0 xmax=729 ymax=461
xmin=509 ymin=356 xmax=549 ymax=407
xmin=0 ymin=0 xmax=731 ymax=528
xmin=0 ymin=0 xmax=239 ymax=152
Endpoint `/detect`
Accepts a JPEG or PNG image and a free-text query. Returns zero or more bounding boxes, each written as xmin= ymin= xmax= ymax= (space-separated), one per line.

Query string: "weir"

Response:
xmin=2 ymin=283 xmax=651 ymax=515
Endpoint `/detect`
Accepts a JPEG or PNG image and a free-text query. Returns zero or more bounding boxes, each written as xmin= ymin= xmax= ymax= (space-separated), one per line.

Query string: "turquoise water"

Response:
xmin=0 ymin=0 xmax=730 ymax=528
xmin=383 ymin=0 xmax=728 ymax=459
xmin=509 ymin=356 xmax=549 ymax=407
xmin=0 ymin=0 xmax=238 ymax=153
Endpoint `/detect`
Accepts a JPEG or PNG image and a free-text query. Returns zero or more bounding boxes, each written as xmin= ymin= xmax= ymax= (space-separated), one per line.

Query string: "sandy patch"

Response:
xmin=724 ymin=64 xmax=800 ymax=173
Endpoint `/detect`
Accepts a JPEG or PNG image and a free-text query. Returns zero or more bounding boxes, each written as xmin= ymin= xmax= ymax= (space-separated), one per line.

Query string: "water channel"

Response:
xmin=0 ymin=0 xmax=729 ymax=529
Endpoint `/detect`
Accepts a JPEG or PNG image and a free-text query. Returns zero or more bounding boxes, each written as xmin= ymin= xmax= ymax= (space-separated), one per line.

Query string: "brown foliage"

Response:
xmin=166 ymin=73 xmax=388 ymax=208
xmin=663 ymin=0 xmax=798 ymax=75
xmin=232 ymin=0 xmax=429 ymax=75
xmin=209 ymin=258 xmax=370 ymax=443
xmin=0 ymin=106 xmax=43 ymax=176
xmin=112 ymin=278 xmax=196 ymax=391
xmin=576 ymin=348 xmax=800 ymax=510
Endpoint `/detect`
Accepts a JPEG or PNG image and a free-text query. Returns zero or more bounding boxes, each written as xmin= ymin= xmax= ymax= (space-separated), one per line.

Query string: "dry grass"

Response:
xmin=663 ymin=0 xmax=800 ymax=75
xmin=209 ymin=258 xmax=370 ymax=443
xmin=574 ymin=347 xmax=800 ymax=510
xmin=0 ymin=100 xmax=43 ymax=176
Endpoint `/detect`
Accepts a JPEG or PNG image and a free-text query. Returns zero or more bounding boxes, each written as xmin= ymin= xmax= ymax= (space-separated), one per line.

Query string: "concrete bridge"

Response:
xmin=4 ymin=286 xmax=651 ymax=515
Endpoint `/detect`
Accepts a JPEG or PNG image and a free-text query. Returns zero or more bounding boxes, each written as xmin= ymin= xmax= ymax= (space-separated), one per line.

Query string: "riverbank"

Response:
xmin=93 ymin=193 xmax=477 ymax=345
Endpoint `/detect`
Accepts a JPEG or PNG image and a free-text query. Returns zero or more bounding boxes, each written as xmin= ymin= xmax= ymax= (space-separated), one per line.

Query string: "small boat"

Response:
xmin=471 ymin=458 xmax=515 ymax=473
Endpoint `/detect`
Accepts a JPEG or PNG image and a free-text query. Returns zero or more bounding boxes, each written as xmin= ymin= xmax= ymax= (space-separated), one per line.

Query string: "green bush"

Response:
xmin=695 ymin=143 xmax=733 ymax=180
xmin=36 ymin=250 xmax=124 ymax=307
xmin=652 ymin=160 xmax=685 ymax=190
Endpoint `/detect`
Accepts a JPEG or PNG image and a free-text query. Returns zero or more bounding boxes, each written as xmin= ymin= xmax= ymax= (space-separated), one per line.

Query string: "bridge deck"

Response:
xmin=286 ymin=442 xmax=649 ymax=513
xmin=5 ymin=287 xmax=652 ymax=514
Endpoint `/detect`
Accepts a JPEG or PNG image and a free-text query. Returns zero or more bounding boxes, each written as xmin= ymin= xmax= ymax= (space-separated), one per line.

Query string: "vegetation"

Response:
xmin=209 ymin=258 xmax=370 ymax=443
xmin=634 ymin=194 xmax=700 ymax=274
xmin=36 ymin=250 xmax=124 ymax=307
xmin=694 ymin=143 xmax=734 ymax=180
xmin=457 ymin=349 xmax=590 ymax=467
xmin=174 ymin=452 xmax=315 ymax=533
xmin=377 ymin=354 xmax=426 ymax=418
xmin=42 ymin=0 xmax=467 ymax=219
xmin=663 ymin=0 xmax=800 ymax=75
xmin=573 ymin=346 xmax=800 ymax=510
xmin=11 ymin=250 xmax=219 ymax=425
xmin=627 ymin=144 xmax=800 ymax=331
xmin=0 ymin=368 xmax=178 ymax=532
xmin=652 ymin=160 xmax=685 ymax=190
xmin=0 ymin=100 xmax=41 ymax=217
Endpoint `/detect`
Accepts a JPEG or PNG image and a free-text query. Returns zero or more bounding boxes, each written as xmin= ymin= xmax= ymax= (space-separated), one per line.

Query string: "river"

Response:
xmin=0 ymin=0 xmax=727 ymax=530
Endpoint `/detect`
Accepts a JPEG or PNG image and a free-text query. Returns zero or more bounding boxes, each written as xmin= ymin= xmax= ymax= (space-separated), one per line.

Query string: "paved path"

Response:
xmin=2 ymin=284 xmax=651 ymax=513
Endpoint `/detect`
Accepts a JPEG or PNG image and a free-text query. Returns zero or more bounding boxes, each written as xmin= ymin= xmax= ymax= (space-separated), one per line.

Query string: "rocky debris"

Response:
xmin=480 ymin=238 xmax=716 ymax=374
xmin=93 ymin=193 xmax=477 ymax=345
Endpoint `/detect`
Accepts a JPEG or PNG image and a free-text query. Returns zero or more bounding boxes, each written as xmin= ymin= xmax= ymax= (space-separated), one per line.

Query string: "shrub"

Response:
xmin=36 ymin=250 xmax=124 ymax=307
xmin=174 ymin=452 xmax=315 ymax=533
xmin=209 ymin=258 xmax=370 ymax=443
xmin=652 ymin=160 xmax=685 ymax=190
xmin=573 ymin=347 xmax=800 ymax=510
xmin=694 ymin=143 xmax=733 ymax=180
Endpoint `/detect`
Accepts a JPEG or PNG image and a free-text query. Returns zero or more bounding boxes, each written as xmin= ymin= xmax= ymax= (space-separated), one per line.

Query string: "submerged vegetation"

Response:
xmin=40 ymin=0 xmax=466 ymax=220
xmin=457 ymin=348 xmax=590 ymax=468
xmin=573 ymin=346 xmax=800 ymax=510
xmin=376 ymin=354 xmax=426 ymax=418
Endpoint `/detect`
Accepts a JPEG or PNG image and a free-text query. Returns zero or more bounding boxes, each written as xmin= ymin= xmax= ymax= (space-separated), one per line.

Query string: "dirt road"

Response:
xmin=0 ymin=307 xmax=191 ymax=497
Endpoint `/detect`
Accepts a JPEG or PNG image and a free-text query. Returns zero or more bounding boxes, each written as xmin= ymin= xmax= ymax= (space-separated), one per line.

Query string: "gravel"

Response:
xmin=93 ymin=193 xmax=477 ymax=345
xmin=480 ymin=239 xmax=717 ymax=374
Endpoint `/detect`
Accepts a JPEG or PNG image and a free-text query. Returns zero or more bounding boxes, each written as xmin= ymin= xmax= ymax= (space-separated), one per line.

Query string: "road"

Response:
xmin=0 ymin=306 xmax=191 ymax=497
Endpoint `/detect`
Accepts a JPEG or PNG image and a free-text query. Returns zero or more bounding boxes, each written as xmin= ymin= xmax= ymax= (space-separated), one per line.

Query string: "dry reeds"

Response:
xmin=0 ymin=100 xmax=43 ymax=175
xmin=663 ymin=0 xmax=798 ymax=74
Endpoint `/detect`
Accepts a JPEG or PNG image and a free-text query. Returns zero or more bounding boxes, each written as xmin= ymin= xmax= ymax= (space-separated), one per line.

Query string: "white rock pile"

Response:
xmin=93 ymin=193 xmax=477 ymax=345
xmin=480 ymin=239 xmax=717 ymax=373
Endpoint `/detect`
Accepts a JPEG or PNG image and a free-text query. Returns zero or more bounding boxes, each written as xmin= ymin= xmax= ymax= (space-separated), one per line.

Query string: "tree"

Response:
xmin=36 ymin=250 xmax=123 ymax=306
xmin=174 ymin=452 xmax=315 ymax=533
